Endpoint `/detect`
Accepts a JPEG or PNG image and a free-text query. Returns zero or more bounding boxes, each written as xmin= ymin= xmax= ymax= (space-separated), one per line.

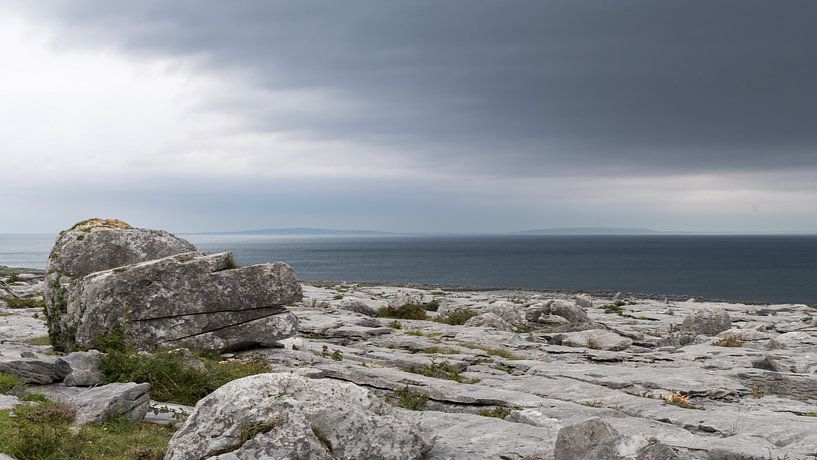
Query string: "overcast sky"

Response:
xmin=2 ymin=1 xmax=816 ymax=233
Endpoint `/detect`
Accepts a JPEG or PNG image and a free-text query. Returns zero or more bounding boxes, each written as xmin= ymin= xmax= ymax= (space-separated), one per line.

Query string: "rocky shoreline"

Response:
xmin=1 ymin=220 xmax=816 ymax=459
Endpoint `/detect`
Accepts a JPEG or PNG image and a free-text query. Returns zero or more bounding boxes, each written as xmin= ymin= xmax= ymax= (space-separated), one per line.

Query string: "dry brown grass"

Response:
xmin=713 ymin=336 xmax=743 ymax=347
xmin=665 ymin=391 xmax=691 ymax=409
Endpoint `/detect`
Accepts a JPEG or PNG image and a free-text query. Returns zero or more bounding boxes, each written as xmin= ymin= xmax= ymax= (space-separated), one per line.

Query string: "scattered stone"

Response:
xmin=55 ymin=350 xmax=104 ymax=387
xmin=338 ymin=297 xmax=378 ymax=317
xmin=69 ymin=382 xmax=151 ymax=425
xmin=681 ymin=307 xmax=731 ymax=335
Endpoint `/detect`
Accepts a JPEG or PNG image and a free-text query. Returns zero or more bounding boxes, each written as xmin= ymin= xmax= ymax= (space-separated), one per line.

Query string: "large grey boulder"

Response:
xmin=526 ymin=299 xmax=592 ymax=328
xmin=70 ymin=252 xmax=301 ymax=352
xmin=55 ymin=350 xmax=104 ymax=387
xmin=681 ymin=307 xmax=732 ymax=336
xmin=44 ymin=218 xmax=196 ymax=351
xmin=69 ymin=382 xmax=151 ymax=425
xmin=165 ymin=373 xmax=432 ymax=460
xmin=43 ymin=219 xmax=302 ymax=352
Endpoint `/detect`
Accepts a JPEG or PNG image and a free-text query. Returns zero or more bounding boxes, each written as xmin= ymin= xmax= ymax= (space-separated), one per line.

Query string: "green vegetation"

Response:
xmin=601 ymin=301 xmax=626 ymax=315
xmin=408 ymin=360 xmax=478 ymax=384
xmin=378 ymin=303 xmax=427 ymax=320
xmin=434 ymin=309 xmax=478 ymax=325
xmin=0 ymin=372 xmax=24 ymax=393
xmin=477 ymin=406 xmax=511 ymax=419
xmin=392 ymin=386 xmax=429 ymax=410
xmin=320 ymin=345 xmax=343 ymax=361
xmin=586 ymin=338 xmax=602 ymax=350
xmin=405 ymin=330 xmax=423 ymax=336
xmin=2 ymin=297 xmax=45 ymax=309
xmin=389 ymin=320 xmax=402 ymax=329
xmin=423 ymin=300 xmax=440 ymax=311
xmin=99 ymin=346 xmax=271 ymax=406
xmin=0 ymin=402 xmax=173 ymax=460
xmin=25 ymin=335 xmax=52 ymax=346
xmin=333 ymin=294 xmax=344 ymax=300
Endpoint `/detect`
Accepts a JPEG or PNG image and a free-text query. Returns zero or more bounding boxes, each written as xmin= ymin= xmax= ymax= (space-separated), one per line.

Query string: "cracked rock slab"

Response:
xmin=63 ymin=251 xmax=301 ymax=352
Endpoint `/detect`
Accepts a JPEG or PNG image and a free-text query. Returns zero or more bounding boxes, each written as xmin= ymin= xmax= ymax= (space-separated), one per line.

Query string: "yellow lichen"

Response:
xmin=69 ymin=218 xmax=132 ymax=232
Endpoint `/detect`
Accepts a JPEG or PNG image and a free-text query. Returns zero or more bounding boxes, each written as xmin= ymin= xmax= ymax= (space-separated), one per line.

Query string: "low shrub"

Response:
xmin=100 ymin=349 xmax=271 ymax=406
xmin=378 ymin=303 xmax=427 ymax=320
xmin=408 ymin=360 xmax=478 ymax=384
xmin=434 ymin=309 xmax=478 ymax=325
xmin=665 ymin=391 xmax=692 ymax=409
xmin=458 ymin=343 xmax=522 ymax=360
xmin=423 ymin=300 xmax=440 ymax=311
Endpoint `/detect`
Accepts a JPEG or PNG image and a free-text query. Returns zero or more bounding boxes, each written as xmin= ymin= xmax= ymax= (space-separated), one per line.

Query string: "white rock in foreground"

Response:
xmin=165 ymin=373 xmax=432 ymax=460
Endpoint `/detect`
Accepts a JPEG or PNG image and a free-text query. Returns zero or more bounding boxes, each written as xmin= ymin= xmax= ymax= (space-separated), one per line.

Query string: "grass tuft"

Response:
xmin=392 ymin=386 xmax=429 ymax=410
xmin=408 ymin=360 xmax=479 ymax=384
xmin=0 ymin=372 xmax=24 ymax=394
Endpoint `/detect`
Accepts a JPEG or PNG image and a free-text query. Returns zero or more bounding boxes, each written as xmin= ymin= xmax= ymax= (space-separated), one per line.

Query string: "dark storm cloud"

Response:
xmin=20 ymin=0 xmax=817 ymax=176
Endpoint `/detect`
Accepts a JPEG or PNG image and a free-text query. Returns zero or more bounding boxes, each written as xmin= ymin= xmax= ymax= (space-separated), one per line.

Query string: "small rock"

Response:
xmin=681 ymin=307 xmax=731 ymax=336
xmin=70 ymin=382 xmax=151 ymax=425
xmin=56 ymin=350 xmax=104 ymax=387
xmin=338 ymin=298 xmax=378 ymax=317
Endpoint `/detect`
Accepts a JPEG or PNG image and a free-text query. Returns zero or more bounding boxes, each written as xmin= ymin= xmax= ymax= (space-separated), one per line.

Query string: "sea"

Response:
xmin=2 ymin=233 xmax=816 ymax=304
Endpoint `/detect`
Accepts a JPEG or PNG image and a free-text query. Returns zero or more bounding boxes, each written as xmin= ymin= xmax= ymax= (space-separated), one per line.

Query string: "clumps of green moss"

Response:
xmin=2 ymin=297 xmax=45 ymax=309
xmin=99 ymin=347 xmax=271 ymax=406
xmin=434 ymin=309 xmax=478 ymax=325
xmin=392 ymin=386 xmax=430 ymax=410
xmin=378 ymin=304 xmax=427 ymax=320
xmin=408 ymin=360 xmax=479 ymax=384
xmin=477 ymin=406 xmax=511 ymax=419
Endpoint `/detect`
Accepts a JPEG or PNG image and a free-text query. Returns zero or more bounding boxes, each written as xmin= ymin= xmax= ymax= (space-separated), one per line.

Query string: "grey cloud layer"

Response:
xmin=21 ymin=0 xmax=817 ymax=177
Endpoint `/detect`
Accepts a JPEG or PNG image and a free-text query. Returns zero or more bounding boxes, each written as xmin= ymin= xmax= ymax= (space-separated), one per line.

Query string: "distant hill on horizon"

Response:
xmin=197 ymin=227 xmax=393 ymax=236
xmin=514 ymin=227 xmax=661 ymax=235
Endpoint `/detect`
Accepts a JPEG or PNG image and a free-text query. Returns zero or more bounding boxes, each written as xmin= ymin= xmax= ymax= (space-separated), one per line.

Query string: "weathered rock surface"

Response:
xmin=69 ymin=382 xmax=151 ymax=425
xmin=55 ymin=350 xmax=104 ymax=386
xmin=554 ymin=418 xmax=683 ymax=460
xmin=70 ymin=251 xmax=301 ymax=351
xmin=165 ymin=373 xmax=431 ymax=460
xmin=43 ymin=219 xmax=302 ymax=352
xmin=44 ymin=219 xmax=197 ymax=350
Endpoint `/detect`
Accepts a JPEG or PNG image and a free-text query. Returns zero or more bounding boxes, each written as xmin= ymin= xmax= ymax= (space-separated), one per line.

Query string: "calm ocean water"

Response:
xmin=2 ymin=233 xmax=816 ymax=304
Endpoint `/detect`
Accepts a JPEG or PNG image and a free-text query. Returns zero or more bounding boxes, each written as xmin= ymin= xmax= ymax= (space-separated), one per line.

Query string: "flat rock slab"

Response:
xmin=410 ymin=410 xmax=556 ymax=459
xmin=0 ymin=354 xmax=61 ymax=384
